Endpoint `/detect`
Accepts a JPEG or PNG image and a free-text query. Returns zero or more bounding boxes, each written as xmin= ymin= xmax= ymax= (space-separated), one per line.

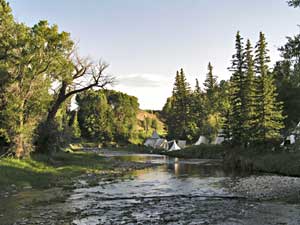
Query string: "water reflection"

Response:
xmin=69 ymin=152 xmax=300 ymax=225
xmin=171 ymin=160 xmax=226 ymax=177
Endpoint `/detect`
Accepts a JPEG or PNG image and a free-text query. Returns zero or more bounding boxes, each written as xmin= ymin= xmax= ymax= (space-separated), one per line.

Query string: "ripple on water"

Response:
xmin=68 ymin=154 xmax=300 ymax=225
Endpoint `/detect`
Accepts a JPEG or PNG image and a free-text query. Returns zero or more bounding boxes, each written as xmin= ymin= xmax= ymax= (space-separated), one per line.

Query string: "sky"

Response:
xmin=7 ymin=0 xmax=300 ymax=110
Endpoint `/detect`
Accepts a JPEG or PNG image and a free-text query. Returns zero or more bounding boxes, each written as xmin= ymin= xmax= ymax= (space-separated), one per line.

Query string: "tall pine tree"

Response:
xmin=203 ymin=62 xmax=218 ymax=112
xmin=190 ymin=78 xmax=205 ymax=139
xmin=202 ymin=62 xmax=223 ymax=140
xmin=229 ymin=31 xmax=246 ymax=145
xmin=243 ymin=39 xmax=257 ymax=143
xmin=254 ymin=32 xmax=284 ymax=142
xmin=163 ymin=69 xmax=196 ymax=140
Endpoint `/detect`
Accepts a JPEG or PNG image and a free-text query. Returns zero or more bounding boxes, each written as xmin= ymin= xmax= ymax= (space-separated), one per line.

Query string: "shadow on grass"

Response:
xmin=0 ymin=151 xmax=112 ymax=191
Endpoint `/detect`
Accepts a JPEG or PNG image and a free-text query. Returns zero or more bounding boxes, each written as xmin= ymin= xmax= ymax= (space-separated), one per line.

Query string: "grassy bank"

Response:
xmin=0 ymin=148 xmax=156 ymax=225
xmin=224 ymin=147 xmax=300 ymax=177
xmin=164 ymin=144 xmax=225 ymax=159
xmin=0 ymin=150 xmax=125 ymax=193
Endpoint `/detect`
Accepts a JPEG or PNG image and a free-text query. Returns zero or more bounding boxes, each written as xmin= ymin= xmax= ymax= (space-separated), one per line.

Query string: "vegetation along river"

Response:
xmin=2 ymin=152 xmax=300 ymax=225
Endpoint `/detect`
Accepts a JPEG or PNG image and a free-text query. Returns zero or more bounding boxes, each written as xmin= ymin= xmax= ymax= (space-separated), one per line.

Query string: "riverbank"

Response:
xmin=224 ymin=147 xmax=300 ymax=177
xmin=0 ymin=149 xmax=155 ymax=193
xmin=0 ymin=149 xmax=157 ymax=225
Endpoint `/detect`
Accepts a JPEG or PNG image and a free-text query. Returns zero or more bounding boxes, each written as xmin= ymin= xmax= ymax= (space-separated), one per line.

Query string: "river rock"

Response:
xmin=229 ymin=175 xmax=300 ymax=200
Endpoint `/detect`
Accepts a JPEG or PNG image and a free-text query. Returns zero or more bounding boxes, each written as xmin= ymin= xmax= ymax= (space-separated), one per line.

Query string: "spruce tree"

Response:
xmin=203 ymin=62 xmax=218 ymax=112
xmin=288 ymin=0 xmax=300 ymax=7
xmin=195 ymin=78 xmax=202 ymax=94
xmin=254 ymin=32 xmax=284 ymax=142
xmin=204 ymin=62 xmax=217 ymax=95
xmin=177 ymin=69 xmax=193 ymax=139
xmin=191 ymin=78 xmax=205 ymax=138
xmin=229 ymin=31 xmax=246 ymax=145
xmin=164 ymin=69 xmax=195 ymax=140
xmin=243 ymin=39 xmax=257 ymax=143
xmin=202 ymin=63 xmax=224 ymax=140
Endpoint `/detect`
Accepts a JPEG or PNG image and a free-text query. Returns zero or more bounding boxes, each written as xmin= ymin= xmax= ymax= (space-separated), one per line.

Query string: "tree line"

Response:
xmin=1 ymin=0 xmax=300 ymax=158
xmin=163 ymin=28 xmax=300 ymax=146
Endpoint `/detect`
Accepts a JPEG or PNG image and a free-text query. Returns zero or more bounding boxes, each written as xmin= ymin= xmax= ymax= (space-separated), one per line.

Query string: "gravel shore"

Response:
xmin=228 ymin=175 xmax=300 ymax=201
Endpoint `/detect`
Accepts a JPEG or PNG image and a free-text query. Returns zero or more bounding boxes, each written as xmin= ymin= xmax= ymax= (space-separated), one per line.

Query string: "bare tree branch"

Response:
xmin=46 ymin=51 xmax=114 ymax=122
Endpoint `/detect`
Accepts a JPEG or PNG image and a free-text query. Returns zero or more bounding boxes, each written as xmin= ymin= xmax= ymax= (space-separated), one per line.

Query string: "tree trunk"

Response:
xmin=15 ymin=110 xmax=24 ymax=158
xmin=15 ymin=134 xmax=24 ymax=158
xmin=47 ymin=82 xmax=68 ymax=123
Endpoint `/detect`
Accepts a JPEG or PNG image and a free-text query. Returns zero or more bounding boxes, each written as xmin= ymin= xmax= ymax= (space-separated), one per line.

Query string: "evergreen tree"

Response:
xmin=218 ymin=80 xmax=231 ymax=141
xmin=202 ymin=63 xmax=223 ymax=141
xmin=254 ymin=32 xmax=284 ymax=142
xmin=288 ymin=0 xmax=300 ymax=7
xmin=203 ymin=62 xmax=218 ymax=104
xmin=243 ymin=39 xmax=257 ymax=143
xmin=163 ymin=69 xmax=196 ymax=140
xmin=195 ymin=78 xmax=202 ymax=94
xmin=274 ymin=32 xmax=300 ymax=131
xmin=190 ymin=78 xmax=205 ymax=139
xmin=228 ymin=31 xmax=246 ymax=145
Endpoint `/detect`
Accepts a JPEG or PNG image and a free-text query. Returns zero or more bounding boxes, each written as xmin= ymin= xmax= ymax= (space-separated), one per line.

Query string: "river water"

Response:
xmin=2 ymin=152 xmax=300 ymax=225
xmin=68 ymin=153 xmax=300 ymax=225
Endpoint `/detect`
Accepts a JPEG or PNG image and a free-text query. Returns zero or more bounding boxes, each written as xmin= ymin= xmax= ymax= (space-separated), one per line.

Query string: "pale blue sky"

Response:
xmin=8 ymin=0 xmax=300 ymax=109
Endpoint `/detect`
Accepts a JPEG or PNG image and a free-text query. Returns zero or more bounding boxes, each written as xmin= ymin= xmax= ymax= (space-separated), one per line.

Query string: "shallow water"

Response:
xmin=1 ymin=152 xmax=300 ymax=225
xmin=68 ymin=153 xmax=300 ymax=225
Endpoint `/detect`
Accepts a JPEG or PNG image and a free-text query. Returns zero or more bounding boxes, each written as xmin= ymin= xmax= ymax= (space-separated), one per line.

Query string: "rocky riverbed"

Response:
xmin=227 ymin=175 xmax=300 ymax=201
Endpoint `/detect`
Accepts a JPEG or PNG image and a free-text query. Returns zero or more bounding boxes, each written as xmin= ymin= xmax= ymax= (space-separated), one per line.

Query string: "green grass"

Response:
xmin=164 ymin=144 xmax=226 ymax=159
xmin=0 ymin=151 xmax=113 ymax=192
xmin=224 ymin=147 xmax=300 ymax=176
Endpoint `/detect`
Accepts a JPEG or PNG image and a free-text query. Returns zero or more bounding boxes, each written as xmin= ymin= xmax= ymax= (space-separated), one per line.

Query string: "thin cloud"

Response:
xmin=116 ymin=74 xmax=170 ymax=88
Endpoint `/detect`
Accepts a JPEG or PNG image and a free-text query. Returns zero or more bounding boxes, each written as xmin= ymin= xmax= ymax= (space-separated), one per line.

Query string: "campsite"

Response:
xmin=2 ymin=0 xmax=300 ymax=224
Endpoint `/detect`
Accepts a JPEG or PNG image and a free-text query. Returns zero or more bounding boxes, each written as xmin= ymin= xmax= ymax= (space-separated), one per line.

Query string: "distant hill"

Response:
xmin=136 ymin=109 xmax=166 ymax=135
xmin=130 ymin=109 xmax=167 ymax=144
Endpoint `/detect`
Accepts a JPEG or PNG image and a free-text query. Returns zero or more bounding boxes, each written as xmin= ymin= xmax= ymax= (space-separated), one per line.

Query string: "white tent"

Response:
xmin=144 ymin=139 xmax=157 ymax=147
xmin=177 ymin=140 xmax=186 ymax=149
xmin=213 ymin=130 xmax=225 ymax=145
xmin=194 ymin=136 xmax=209 ymax=145
xmin=281 ymin=134 xmax=296 ymax=146
xmin=168 ymin=141 xmax=181 ymax=151
xmin=214 ymin=136 xmax=225 ymax=145
xmin=290 ymin=134 xmax=296 ymax=144
xmin=151 ymin=130 xmax=160 ymax=139
xmin=154 ymin=139 xmax=169 ymax=150
xmin=287 ymin=134 xmax=296 ymax=144
xmin=144 ymin=131 xmax=161 ymax=148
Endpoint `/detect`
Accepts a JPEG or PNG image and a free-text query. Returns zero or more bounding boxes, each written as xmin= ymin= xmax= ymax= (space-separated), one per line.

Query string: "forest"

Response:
xmin=1 ymin=0 xmax=300 ymax=159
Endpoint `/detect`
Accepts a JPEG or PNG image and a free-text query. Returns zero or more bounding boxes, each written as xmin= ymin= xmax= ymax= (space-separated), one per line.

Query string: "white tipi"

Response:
xmin=151 ymin=130 xmax=160 ymax=139
xmin=168 ymin=141 xmax=181 ymax=151
xmin=194 ymin=136 xmax=209 ymax=145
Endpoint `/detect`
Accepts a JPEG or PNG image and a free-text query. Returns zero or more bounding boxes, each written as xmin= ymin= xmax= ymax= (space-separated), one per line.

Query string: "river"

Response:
xmin=2 ymin=152 xmax=300 ymax=225
xmin=69 ymin=153 xmax=300 ymax=225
